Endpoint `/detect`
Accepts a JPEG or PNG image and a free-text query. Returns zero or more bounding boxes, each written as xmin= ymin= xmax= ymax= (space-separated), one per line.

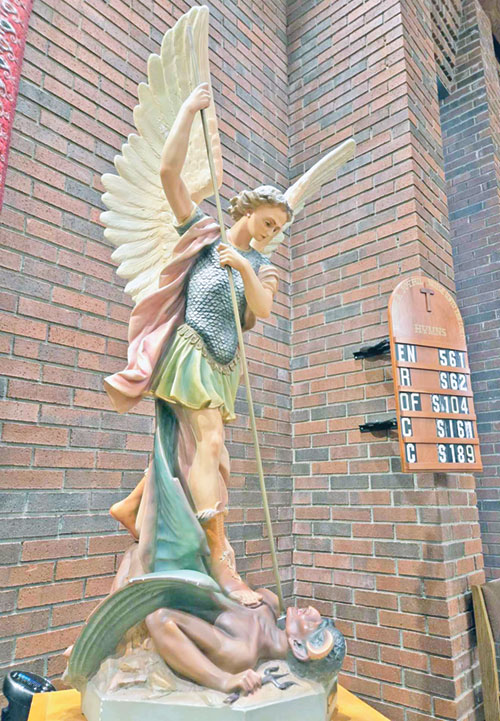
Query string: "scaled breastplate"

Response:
xmin=185 ymin=240 xmax=268 ymax=365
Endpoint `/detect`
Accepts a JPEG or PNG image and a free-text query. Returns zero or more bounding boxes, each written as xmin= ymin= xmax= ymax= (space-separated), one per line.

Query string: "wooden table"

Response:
xmin=28 ymin=686 xmax=391 ymax=721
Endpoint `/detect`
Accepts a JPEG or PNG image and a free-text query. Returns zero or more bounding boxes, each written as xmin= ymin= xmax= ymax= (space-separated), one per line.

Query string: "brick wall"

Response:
xmin=288 ymin=0 xmax=485 ymax=719
xmin=441 ymin=0 xmax=500 ymax=581
xmin=1 ymin=0 xmax=497 ymax=718
xmin=0 ymin=0 xmax=291 ymax=686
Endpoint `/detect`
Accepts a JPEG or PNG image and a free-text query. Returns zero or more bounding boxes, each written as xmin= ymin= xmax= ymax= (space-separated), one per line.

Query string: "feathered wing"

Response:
xmin=255 ymin=138 xmax=356 ymax=257
xmin=66 ymin=570 xmax=234 ymax=689
xmin=100 ymin=6 xmax=223 ymax=304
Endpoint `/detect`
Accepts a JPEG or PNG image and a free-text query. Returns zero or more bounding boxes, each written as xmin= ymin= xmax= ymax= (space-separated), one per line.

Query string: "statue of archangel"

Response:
xmin=65 ymin=6 xmax=355 ymax=710
xmin=100 ymin=6 xmax=355 ymax=607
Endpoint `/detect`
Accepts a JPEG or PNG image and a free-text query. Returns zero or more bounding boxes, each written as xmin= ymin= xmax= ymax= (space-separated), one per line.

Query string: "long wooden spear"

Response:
xmin=187 ymin=27 xmax=284 ymax=614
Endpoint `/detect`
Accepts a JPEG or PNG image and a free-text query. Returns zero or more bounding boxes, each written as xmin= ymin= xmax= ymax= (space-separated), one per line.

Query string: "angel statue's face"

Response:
xmin=247 ymin=204 xmax=288 ymax=252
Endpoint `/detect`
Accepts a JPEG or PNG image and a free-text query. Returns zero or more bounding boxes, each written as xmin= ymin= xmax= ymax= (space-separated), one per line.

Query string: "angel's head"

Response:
xmin=228 ymin=186 xmax=292 ymax=252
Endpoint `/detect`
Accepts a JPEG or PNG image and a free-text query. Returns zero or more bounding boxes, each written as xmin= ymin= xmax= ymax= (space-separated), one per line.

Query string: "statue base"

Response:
xmin=81 ymin=664 xmax=331 ymax=721
xmin=73 ymin=607 xmax=339 ymax=721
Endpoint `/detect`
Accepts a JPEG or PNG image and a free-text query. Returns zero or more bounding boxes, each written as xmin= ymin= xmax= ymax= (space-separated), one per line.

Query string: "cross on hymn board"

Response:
xmin=420 ymin=287 xmax=434 ymax=312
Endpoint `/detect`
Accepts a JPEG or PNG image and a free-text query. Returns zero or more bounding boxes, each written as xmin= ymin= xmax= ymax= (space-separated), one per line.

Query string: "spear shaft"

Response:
xmin=187 ymin=27 xmax=284 ymax=614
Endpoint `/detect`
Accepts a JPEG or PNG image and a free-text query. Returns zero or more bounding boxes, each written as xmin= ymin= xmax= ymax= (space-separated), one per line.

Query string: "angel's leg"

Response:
xmin=109 ymin=473 xmax=146 ymax=540
xmin=183 ymin=406 xmax=262 ymax=607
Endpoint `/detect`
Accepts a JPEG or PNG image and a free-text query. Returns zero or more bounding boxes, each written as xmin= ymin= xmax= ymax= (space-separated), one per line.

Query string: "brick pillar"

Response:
xmin=288 ymin=0 xmax=485 ymax=719
xmin=440 ymin=0 xmax=500 ymax=581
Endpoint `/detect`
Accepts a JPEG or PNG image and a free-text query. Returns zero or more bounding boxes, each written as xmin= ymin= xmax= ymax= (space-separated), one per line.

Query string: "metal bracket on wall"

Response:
xmin=353 ymin=338 xmax=390 ymax=359
xmin=359 ymin=418 xmax=398 ymax=433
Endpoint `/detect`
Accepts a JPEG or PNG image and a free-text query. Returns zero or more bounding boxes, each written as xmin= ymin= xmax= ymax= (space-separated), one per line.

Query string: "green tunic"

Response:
xmin=152 ymin=322 xmax=241 ymax=423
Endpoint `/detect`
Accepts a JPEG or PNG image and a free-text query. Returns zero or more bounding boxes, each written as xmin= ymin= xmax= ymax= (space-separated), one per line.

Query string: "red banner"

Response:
xmin=0 ymin=0 xmax=33 ymax=211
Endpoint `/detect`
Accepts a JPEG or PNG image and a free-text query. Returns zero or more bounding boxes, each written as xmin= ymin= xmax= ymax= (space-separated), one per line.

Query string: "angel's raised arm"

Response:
xmin=160 ymin=83 xmax=211 ymax=223
xmin=101 ymin=6 xmax=223 ymax=304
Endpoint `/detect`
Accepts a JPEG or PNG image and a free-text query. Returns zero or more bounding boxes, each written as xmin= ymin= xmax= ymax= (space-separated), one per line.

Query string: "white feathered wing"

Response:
xmin=253 ymin=138 xmax=356 ymax=257
xmin=100 ymin=6 xmax=222 ymax=304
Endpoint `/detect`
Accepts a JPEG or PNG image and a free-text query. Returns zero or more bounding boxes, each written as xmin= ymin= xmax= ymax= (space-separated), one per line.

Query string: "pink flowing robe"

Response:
xmin=104 ymin=215 xmax=220 ymax=413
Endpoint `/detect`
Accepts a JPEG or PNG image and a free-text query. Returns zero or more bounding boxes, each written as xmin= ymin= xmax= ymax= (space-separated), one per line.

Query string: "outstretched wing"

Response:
xmin=66 ymin=570 xmax=234 ymax=690
xmin=256 ymin=138 xmax=356 ymax=257
xmin=101 ymin=6 xmax=222 ymax=304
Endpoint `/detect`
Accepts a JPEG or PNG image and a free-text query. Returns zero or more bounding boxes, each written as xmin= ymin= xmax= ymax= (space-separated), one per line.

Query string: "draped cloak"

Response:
xmin=104 ymin=215 xmax=221 ymax=414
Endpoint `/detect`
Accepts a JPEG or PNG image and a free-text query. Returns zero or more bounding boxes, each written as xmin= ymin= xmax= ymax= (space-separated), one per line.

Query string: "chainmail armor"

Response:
xmin=185 ymin=239 xmax=271 ymax=365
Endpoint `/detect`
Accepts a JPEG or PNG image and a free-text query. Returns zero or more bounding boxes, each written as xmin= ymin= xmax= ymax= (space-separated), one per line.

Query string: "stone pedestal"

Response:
xmin=81 ymin=674 xmax=329 ymax=721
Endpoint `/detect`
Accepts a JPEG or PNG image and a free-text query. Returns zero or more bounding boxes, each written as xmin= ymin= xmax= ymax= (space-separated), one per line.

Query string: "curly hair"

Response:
xmin=285 ymin=617 xmax=346 ymax=685
xmin=227 ymin=185 xmax=293 ymax=223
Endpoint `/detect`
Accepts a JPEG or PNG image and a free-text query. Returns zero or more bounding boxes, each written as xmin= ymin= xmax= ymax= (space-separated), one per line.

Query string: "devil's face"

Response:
xmin=285 ymin=606 xmax=323 ymax=661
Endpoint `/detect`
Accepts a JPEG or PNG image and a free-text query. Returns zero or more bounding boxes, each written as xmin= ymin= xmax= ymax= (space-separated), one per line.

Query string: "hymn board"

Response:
xmin=388 ymin=276 xmax=483 ymax=472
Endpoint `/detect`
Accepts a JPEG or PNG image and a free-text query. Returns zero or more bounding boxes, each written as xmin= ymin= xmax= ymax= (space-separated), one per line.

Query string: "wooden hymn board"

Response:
xmin=388 ymin=276 xmax=483 ymax=473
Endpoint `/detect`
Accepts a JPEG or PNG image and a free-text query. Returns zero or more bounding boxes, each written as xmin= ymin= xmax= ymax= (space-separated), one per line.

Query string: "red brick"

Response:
xmin=0 ymin=357 xmax=40 ymax=381
xmin=0 ymin=313 xmax=47 ymax=340
xmin=52 ymin=599 xmax=100 ymax=627
xmin=0 ymin=563 xmax=54 ymax=588
xmin=357 ymin=659 xmax=402 ymax=684
xmin=380 ymin=646 xmax=429 ymax=672
xmin=341 ymin=674 xmax=381 ymax=700
xmin=0 ymin=610 xmax=50 ymax=639
xmin=353 ymin=557 xmax=396 ymax=574
xmin=376 ymin=576 xmax=422 ymax=594
xmin=0 ymin=469 xmax=63 ymax=490
xmin=18 ymin=297 xmax=80 ymax=326
xmin=18 ymin=581 xmax=84 ymax=609
xmin=89 ymin=533 xmax=133 ymax=555
xmin=55 ymin=556 xmax=115 ymax=580
xmin=48 ymin=326 xmax=106 ymax=353
xmin=1 ymin=447 xmax=32 ymax=465
xmin=333 ymin=571 xmax=375 ymax=589
xmin=16 ymin=626 xmax=81 ymax=659
xmin=47 ymin=654 xmax=70 ymax=678
xmin=380 ymin=610 xmax=427 ymax=632
xmin=0 ymin=401 xmax=39 ymax=423
xmin=65 ymin=470 xmax=122 ymax=488
xmin=34 ymin=449 xmax=95 ymax=468
xmin=2 ymin=424 xmax=69 ymax=446
xmin=403 ymin=631 xmax=453 ymax=657
xmin=382 ymin=684 xmax=432 ymax=713
xmin=85 ymin=576 xmax=114 ymax=598
xmin=356 ymin=623 xmax=401 ymax=646
xmin=96 ymin=451 xmax=148 ymax=470
xmin=352 ymin=524 xmax=394 ymax=539
xmin=333 ymin=539 xmax=373 ymax=555
xmin=8 ymin=379 xmax=71 ymax=405
xmin=22 ymin=538 xmax=87 ymax=562
xmin=355 ymin=590 xmax=398 ymax=610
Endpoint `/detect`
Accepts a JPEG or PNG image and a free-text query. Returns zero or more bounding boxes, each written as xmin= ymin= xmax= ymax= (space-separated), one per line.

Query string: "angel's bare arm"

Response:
xmin=239 ymin=264 xmax=274 ymax=318
xmin=218 ymin=244 xmax=274 ymax=318
xmin=160 ymin=83 xmax=211 ymax=223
